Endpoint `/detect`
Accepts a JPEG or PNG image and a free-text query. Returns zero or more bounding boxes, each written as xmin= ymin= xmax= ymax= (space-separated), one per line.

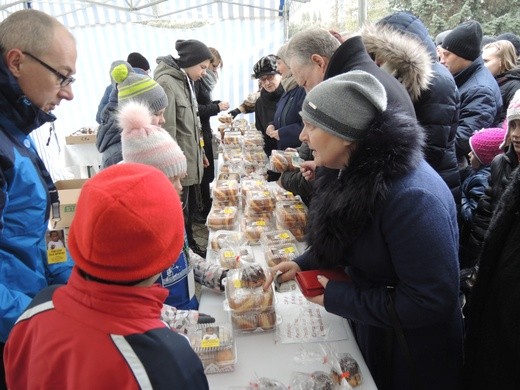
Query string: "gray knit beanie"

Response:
xmin=111 ymin=62 xmax=168 ymax=113
xmin=175 ymin=39 xmax=212 ymax=68
xmin=300 ymin=70 xmax=387 ymax=141
xmin=442 ymin=20 xmax=482 ymax=61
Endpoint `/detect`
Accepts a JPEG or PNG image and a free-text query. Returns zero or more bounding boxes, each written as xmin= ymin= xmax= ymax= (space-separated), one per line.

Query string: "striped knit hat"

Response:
xmin=111 ymin=62 xmax=168 ymax=113
xmin=119 ymin=101 xmax=187 ymax=178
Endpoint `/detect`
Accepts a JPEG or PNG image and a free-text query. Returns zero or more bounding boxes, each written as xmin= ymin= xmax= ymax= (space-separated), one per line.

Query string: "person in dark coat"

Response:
xmin=253 ymin=55 xmax=284 ymax=157
xmin=265 ymin=43 xmax=306 ymax=150
xmin=482 ymin=39 xmax=520 ymax=124
xmin=440 ymin=21 xmax=503 ymax=165
xmin=459 ymin=90 xmax=520 ymax=270
xmin=365 ymin=11 xmax=461 ymax=203
xmin=463 ymin=166 xmax=520 ymax=389
xmin=280 ymin=28 xmax=417 ymax=201
xmin=267 ymin=70 xmax=463 ymax=390
xmin=193 ymin=48 xmax=229 ymax=219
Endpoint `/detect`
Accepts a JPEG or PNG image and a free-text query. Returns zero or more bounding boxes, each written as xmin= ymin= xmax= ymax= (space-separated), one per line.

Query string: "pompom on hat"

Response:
xmin=469 ymin=127 xmax=506 ymax=165
xmin=175 ymin=39 xmax=212 ymax=68
xmin=111 ymin=62 xmax=168 ymax=113
xmin=68 ymin=163 xmax=185 ymax=283
xmin=300 ymin=70 xmax=387 ymax=141
xmin=442 ymin=20 xmax=483 ymax=61
xmin=119 ymin=101 xmax=187 ymax=178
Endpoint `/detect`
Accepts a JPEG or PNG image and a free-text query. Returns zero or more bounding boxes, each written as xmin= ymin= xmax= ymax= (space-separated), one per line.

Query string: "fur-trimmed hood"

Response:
xmin=361 ymin=23 xmax=433 ymax=102
xmin=305 ymin=109 xmax=425 ymax=266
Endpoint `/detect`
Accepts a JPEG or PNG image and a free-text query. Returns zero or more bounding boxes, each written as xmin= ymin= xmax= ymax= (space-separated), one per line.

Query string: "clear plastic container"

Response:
xmin=207 ymin=206 xmax=238 ymax=231
xmin=187 ymin=323 xmax=237 ymax=374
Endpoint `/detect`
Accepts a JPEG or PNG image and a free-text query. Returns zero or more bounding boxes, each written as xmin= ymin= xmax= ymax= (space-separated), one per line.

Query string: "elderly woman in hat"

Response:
xmin=266 ymin=70 xmax=463 ymax=390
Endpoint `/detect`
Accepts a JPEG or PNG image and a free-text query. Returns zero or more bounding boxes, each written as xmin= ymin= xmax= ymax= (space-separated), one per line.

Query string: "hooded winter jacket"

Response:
xmin=0 ymin=58 xmax=73 ymax=342
xmin=363 ymin=12 xmax=461 ymax=202
xmin=154 ymin=56 xmax=204 ymax=186
xmin=295 ymin=109 xmax=463 ymax=390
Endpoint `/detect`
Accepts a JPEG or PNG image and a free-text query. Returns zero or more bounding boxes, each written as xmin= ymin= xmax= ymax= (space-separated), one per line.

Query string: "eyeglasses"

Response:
xmin=259 ymin=74 xmax=276 ymax=83
xmin=22 ymin=51 xmax=75 ymax=88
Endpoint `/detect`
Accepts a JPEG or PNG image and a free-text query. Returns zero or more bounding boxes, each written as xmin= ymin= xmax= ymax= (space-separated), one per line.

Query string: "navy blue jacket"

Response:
xmin=453 ymin=57 xmax=502 ymax=158
xmin=272 ymin=85 xmax=306 ymax=150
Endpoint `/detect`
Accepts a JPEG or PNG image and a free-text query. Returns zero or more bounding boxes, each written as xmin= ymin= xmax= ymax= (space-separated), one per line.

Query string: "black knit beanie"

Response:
xmin=442 ymin=20 xmax=482 ymax=61
xmin=127 ymin=52 xmax=150 ymax=71
xmin=175 ymin=39 xmax=212 ymax=68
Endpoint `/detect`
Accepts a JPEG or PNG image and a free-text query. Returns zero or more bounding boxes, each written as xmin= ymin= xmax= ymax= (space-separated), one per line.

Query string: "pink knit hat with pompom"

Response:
xmin=118 ymin=101 xmax=187 ymax=178
xmin=469 ymin=127 xmax=506 ymax=165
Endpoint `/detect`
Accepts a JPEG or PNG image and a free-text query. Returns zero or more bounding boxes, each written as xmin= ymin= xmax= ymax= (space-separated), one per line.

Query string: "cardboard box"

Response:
xmin=65 ymin=133 xmax=97 ymax=145
xmin=52 ymin=179 xmax=88 ymax=229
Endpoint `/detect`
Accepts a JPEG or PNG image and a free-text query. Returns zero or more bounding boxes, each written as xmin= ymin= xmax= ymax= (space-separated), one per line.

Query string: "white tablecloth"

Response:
xmin=199 ymin=238 xmax=378 ymax=389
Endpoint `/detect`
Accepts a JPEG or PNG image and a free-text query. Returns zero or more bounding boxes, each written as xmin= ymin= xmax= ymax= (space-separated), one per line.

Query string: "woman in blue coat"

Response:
xmin=266 ymin=44 xmax=306 ymax=150
xmin=267 ymin=71 xmax=463 ymax=390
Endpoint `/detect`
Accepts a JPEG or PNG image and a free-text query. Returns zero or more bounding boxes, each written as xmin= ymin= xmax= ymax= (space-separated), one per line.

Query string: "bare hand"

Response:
xmin=218 ymin=101 xmax=230 ymax=111
xmin=263 ymin=261 xmax=301 ymax=290
xmin=300 ymin=160 xmax=317 ymax=181
xmin=203 ymin=155 xmax=209 ymax=168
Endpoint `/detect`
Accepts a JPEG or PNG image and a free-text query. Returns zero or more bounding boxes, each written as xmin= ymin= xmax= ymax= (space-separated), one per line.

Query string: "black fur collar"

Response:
xmin=305 ymin=110 xmax=425 ymax=266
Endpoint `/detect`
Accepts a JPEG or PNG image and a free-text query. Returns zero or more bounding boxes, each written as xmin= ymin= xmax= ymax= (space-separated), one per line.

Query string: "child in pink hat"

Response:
xmin=460 ymin=127 xmax=506 ymax=223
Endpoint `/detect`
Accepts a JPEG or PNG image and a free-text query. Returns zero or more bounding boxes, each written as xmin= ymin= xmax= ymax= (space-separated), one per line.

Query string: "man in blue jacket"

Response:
xmin=0 ymin=9 xmax=77 ymax=385
xmin=440 ymin=20 xmax=502 ymax=167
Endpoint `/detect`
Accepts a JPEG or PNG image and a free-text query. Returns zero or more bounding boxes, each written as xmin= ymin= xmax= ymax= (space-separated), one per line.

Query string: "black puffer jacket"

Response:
xmin=366 ymin=11 xmax=461 ymax=203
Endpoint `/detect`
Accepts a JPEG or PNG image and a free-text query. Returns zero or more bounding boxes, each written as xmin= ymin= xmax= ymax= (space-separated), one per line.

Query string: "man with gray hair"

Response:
xmin=0 ymin=9 xmax=77 ymax=387
xmin=280 ymin=28 xmax=415 ymax=197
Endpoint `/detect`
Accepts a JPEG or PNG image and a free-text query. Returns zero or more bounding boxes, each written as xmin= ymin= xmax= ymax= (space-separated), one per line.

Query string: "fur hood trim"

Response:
xmin=361 ymin=24 xmax=433 ymax=102
xmin=306 ymin=109 xmax=425 ymax=266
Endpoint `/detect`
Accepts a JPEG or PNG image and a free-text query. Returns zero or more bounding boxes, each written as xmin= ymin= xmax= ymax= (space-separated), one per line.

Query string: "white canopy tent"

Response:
xmin=0 ymin=0 xmax=293 ymax=180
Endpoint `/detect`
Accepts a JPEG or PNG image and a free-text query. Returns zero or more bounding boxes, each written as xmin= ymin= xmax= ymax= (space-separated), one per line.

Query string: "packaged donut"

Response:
xmin=210 ymin=230 xmax=245 ymax=253
xmin=269 ymin=150 xmax=302 ymax=173
xmin=225 ymin=266 xmax=277 ymax=332
xmin=213 ymin=179 xmax=239 ymax=205
xmin=330 ymin=352 xmax=363 ymax=388
xmin=275 ymin=201 xmax=308 ymax=228
xmin=218 ymin=172 xmax=241 ymax=182
xmin=260 ymin=229 xmax=296 ymax=247
xmin=218 ymin=247 xmax=242 ymax=269
xmin=187 ymin=323 xmax=236 ymax=374
xmin=206 ymin=206 xmax=238 ymax=231
xmin=222 ymin=130 xmax=242 ymax=145
xmin=264 ymin=243 xmax=300 ymax=267
xmin=245 ymin=190 xmax=276 ymax=214
xmin=241 ymin=216 xmax=273 ymax=245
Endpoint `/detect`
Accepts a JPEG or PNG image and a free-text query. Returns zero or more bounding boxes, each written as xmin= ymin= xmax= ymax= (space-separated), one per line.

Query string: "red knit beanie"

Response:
xmin=68 ymin=163 xmax=185 ymax=283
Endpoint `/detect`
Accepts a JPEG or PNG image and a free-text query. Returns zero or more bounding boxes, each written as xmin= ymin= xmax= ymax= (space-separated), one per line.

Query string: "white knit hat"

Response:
xmin=119 ymin=101 xmax=187 ymax=178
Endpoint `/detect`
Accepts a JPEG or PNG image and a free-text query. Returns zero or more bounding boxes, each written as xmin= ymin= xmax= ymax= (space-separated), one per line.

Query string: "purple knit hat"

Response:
xmin=469 ymin=127 xmax=506 ymax=165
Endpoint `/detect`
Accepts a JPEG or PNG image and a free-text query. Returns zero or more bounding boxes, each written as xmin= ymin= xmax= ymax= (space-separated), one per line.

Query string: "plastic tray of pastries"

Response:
xmin=187 ymin=323 xmax=237 ymax=374
xmin=207 ymin=206 xmax=238 ymax=231
xmin=224 ymin=265 xmax=277 ymax=332
xmin=264 ymin=242 xmax=300 ymax=267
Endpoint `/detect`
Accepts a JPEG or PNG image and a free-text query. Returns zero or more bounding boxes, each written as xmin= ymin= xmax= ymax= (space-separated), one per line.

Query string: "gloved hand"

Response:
xmin=228 ymin=108 xmax=241 ymax=119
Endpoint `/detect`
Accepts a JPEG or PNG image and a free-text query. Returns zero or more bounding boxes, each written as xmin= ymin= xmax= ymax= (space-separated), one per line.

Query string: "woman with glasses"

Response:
xmin=252 ymin=54 xmax=284 ymax=157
